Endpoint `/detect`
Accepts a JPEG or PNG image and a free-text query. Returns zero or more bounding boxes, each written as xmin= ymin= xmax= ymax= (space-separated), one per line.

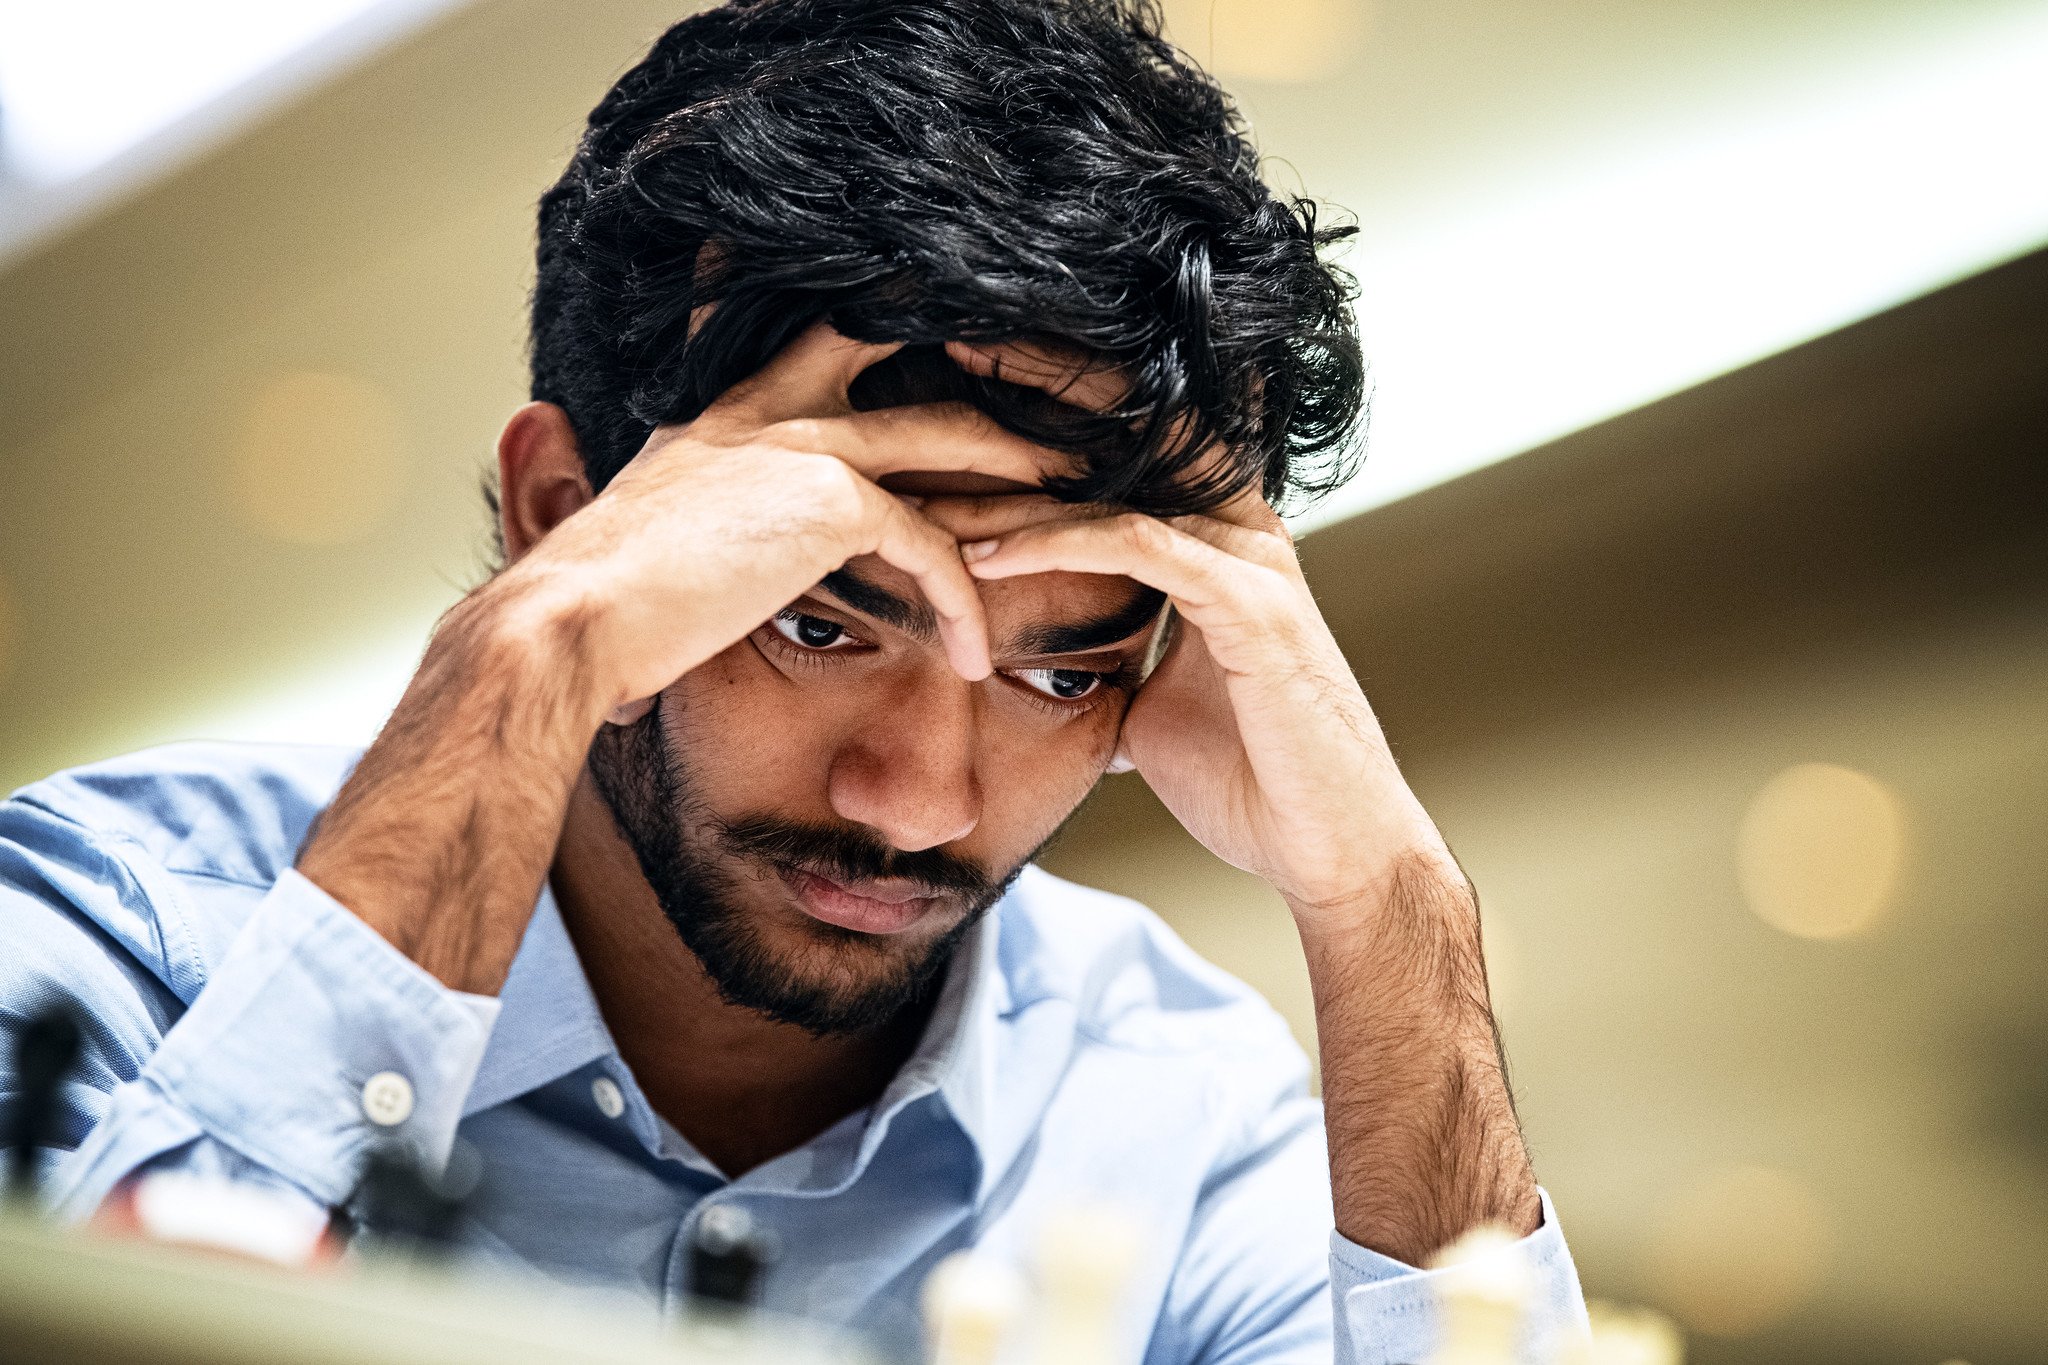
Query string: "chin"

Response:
xmin=720 ymin=896 xmax=973 ymax=1034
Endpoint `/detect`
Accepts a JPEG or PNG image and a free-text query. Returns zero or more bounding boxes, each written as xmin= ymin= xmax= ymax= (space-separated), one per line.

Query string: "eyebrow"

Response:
xmin=1009 ymin=585 xmax=1167 ymax=656
xmin=818 ymin=568 xmax=938 ymax=644
xmin=814 ymin=568 xmax=1166 ymax=657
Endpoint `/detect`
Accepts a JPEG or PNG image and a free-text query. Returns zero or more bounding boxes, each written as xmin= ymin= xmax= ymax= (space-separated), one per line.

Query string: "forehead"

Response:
xmin=833 ymin=553 xmax=1149 ymax=641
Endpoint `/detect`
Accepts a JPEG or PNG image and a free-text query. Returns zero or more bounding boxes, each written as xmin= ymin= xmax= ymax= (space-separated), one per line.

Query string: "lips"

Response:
xmin=774 ymin=865 xmax=937 ymax=935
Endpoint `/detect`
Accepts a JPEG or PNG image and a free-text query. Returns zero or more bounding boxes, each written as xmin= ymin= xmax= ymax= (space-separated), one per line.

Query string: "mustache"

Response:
xmin=716 ymin=815 xmax=995 ymax=899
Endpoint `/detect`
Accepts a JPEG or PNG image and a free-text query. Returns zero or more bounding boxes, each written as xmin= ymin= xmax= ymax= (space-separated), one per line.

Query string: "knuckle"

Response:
xmin=1117 ymin=513 xmax=1168 ymax=554
xmin=1254 ymin=532 xmax=1300 ymax=573
xmin=909 ymin=515 xmax=956 ymax=557
xmin=793 ymin=454 xmax=864 ymax=516
xmin=766 ymin=416 xmax=831 ymax=452
xmin=1206 ymin=560 xmax=1279 ymax=618
xmin=1243 ymin=562 xmax=1290 ymax=594
xmin=1239 ymin=564 xmax=1293 ymax=607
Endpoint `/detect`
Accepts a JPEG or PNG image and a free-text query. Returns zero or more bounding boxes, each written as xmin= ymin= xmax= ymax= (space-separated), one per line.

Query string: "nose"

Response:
xmin=825 ymin=674 xmax=981 ymax=853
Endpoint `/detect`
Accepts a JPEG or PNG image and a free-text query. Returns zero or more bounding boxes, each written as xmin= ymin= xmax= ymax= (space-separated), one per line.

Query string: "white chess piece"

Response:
xmin=924 ymin=1251 xmax=1029 ymax=1365
xmin=1030 ymin=1206 xmax=1146 ymax=1365
xmin=1559 ymin=1301 xmax=1684 ymax=1365
xmin=1425 ymin=1224 xmax=1533 ymax=1365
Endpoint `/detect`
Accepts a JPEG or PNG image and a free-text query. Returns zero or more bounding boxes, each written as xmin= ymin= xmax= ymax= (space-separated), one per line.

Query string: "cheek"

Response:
xmin=981 ymin=699 xmax=1120 ymax=769
xmin=972 ymin=701 xmax=1122 ymax=830
xmin=660 ymin=644 xmax=850 ymax=807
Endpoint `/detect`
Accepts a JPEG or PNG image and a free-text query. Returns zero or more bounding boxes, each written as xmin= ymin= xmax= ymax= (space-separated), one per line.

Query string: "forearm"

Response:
xmin=298 ymin=573 xmax=609 ymax=995
xmin=1293 ymin=847 xmax=1541 ymax=1266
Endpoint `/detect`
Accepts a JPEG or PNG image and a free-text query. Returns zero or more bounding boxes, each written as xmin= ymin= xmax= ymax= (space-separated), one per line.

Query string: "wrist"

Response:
xmin=296 ymin=571 xmax=610 ymax=994
xmin=1291 ymin=846 xmax=1498 ymax=1036
xmin=1299 ymin=848 xmax=1539 ymax=1260
xmin=454 ymin=564 xmax=617 ymax=734
xmin=1280 ymin=829 xmax=1464 ymax=936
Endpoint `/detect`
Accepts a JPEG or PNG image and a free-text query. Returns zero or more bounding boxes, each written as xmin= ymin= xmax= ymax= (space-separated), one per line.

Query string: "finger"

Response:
xmin=849 ymin=479 xmax=994 ymax=680
xmin=947 ymin=339 xmax=1286 ymax=534
xmin=605 ymin=698 xmax=656 ymax=727
xmin=1147 ymin=432 xmax=1286 ymax=534
xmin=960 ymin=513 xmax=1285 ymax=625
xmin=1163 ymin=511 xmax=1298 ymax=575
xmin=1207 ymin=483 xmax=1287 ymax=534
xmin=725 ymin=318 xmax=906 ymax=421
xmin=778 ymin=403 xmax=1078 ymax=487
xmin=965 ymin=518 xmax=1304 ymax=687
xmin=945 ymin=339 xmax=1130 ymax=414
xmin=914 ymin=492 xmax=1114 ymax=542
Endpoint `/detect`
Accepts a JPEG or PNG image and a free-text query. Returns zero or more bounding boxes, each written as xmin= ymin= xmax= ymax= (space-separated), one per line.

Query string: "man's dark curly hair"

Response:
xmin=526 ymin=0 xmax=1365 ymax=519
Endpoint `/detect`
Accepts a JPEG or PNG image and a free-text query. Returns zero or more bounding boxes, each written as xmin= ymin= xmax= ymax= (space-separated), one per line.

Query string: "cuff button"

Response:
xmin=362 ymin=1071 xmax=416 ymax=1127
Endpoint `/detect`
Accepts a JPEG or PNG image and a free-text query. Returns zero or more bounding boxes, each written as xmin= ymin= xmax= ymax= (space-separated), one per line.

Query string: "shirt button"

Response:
xmin=361 ymin=1071 xmax=415 ymax=1127
xmin=592 ymin=1075 xmax=626 ymax=1120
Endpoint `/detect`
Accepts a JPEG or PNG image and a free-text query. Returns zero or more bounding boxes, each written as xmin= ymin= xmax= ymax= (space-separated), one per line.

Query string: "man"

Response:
xmin=0 ymin=1 xmax=1585 ymax=1361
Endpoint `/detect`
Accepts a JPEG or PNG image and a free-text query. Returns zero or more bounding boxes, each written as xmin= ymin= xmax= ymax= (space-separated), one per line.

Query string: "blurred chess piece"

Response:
xmin=1558 ymin=1301 xmax=1684 ymax=1365
xmin=923 ymin=1250 xmax=1029 ymax=1365
xmin=1425 ymin=1224 xmax=1533 ymax=1365
xmin=114 ymin=1169 xmax=333 ymax=1266
xmin=346 ymin=1138 xmax=484 ymax=1260
xmin=1031 ymin=1205 xmax=1146 ymax=1365
xmin=690 ymin=1203 xmax=778 ymax=1310
xmin=3 ymin=1002 xmax=84 ymax=1211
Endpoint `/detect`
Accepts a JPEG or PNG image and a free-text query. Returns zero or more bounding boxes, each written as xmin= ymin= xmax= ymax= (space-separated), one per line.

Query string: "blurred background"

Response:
xmin=2 ymin=2 xmax=2045 ymax=1362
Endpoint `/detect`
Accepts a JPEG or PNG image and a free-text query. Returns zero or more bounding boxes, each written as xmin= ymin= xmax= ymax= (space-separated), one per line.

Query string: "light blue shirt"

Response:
xmin=0 ymin=742 xmax=1586 ymax=1363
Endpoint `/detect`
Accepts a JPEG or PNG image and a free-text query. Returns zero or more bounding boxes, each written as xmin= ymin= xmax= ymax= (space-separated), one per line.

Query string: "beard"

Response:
xmin=585 ymin=695 xmax=1034 ymax=1037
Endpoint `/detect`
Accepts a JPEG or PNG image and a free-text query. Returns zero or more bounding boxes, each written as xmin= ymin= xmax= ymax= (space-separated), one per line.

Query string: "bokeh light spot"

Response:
xmin=229 ymin=371 xmax=405 ymax=545
xmin=0 ymin=574 xmax=17 ymax=689
xmin=1644 ymin=1164 xmax=1832 ymax=1338
xmin=1572 ymin=1300 xmax=1685 ymax=1365
xmin=1165 ymin=0 xmax=1368 ymax=85
xmin=1479 ymin=899 xmax=1520 ymax=1017
xmin=1737 ymin=762 xmax=1907 ymax=940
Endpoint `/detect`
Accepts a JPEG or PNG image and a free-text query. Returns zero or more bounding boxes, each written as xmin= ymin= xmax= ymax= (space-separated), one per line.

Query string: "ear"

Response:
xmin=497 ymin=402 xmax=593 ymax=562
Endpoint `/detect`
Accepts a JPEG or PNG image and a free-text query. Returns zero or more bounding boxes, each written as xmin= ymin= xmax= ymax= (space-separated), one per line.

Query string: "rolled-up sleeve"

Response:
xmin=58 ymin=869 xmax=499 ymax=1215
xmin=1 ymin=803 xmax=497 ymax=1222
xmin=1328 ymin=1188 xmax=1588 ymax=1365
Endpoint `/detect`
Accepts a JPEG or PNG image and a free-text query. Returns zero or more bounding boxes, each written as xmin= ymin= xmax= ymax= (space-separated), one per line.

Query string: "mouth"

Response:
xmin=772 ymin=863 xmax=940 ymax=935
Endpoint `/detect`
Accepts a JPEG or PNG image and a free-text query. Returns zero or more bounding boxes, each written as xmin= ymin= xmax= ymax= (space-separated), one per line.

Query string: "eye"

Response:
xmin=770 ymin=610 xmax=856 ymax=651
xmin=1011 ymin=667 xmax=1105 ymax=703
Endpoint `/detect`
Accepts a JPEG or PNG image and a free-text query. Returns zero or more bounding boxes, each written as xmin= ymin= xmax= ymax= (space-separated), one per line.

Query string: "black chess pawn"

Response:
xmin=688 ymin=1203 xmax=778 ymax=1309
xmin=4 ymin=1001 xmax=85 ymax=1210
xmin=341 ymin=1138 xmax=484 ymax=1256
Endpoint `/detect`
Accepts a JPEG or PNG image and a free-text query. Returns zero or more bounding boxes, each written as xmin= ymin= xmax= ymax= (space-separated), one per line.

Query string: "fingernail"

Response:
xmin=960 ymin=539 xmax=998 ymax=562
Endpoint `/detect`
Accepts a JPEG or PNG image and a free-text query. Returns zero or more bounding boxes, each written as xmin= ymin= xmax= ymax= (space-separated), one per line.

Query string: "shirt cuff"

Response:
xmin=139 ymin=869 xmax=500 ymax=1207
xmin=1326 ymin=1189 xmax=1589 ymax=1365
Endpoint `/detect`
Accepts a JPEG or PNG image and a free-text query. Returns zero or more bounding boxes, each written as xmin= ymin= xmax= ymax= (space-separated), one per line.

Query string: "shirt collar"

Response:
xmin=463 ymin=880 xmax=615 ymax=1117
xmin=872 ymin=897 xmax=1009 ymax=1158
xmin=461 ymin=876 xmax=1018 ymax=1174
